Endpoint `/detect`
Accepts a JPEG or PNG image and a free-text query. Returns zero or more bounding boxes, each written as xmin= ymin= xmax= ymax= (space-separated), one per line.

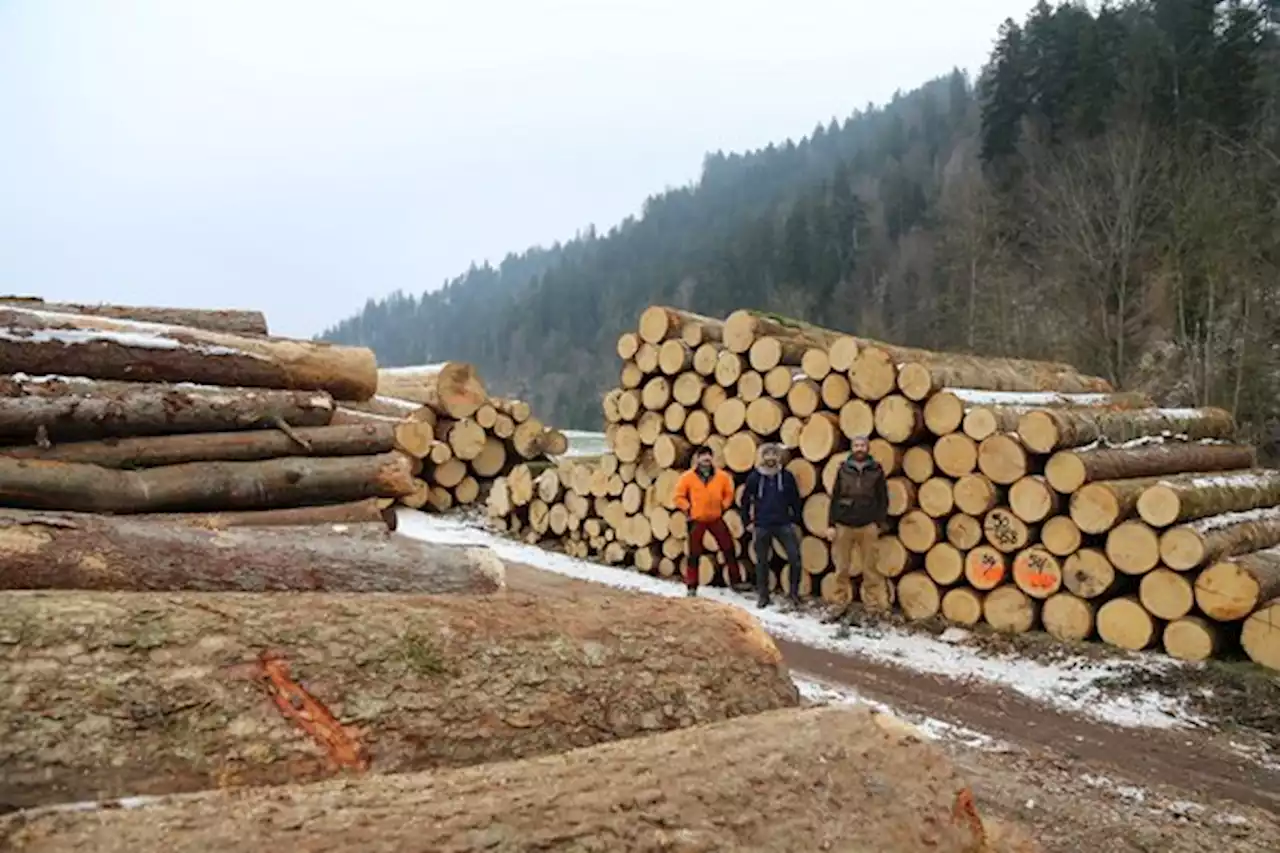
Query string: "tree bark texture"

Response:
xmin=0 ymin=423 xmax=393 ymax=468
xmin=0 ymin=509 xmax=498 ymax=593
xmin=0 ymin=375 xmax=335 ymax=442
xmin=1044 ymin=441 xmax=1256 ymax=494
xmin=0 ymin=296 xmax=269 ymax=336
xmin=151 ymin=499 xmax=397 ymax=531
xmin=0 ymin=706 xmax=1025 ymax=853
xmin=1159 ymin=506 xmax=1280 ymax=571
xmin=0 ymin=452 xmax=415 ymax=514
xmin=374 ymin=363 xmax=487 ymax=419
xmin=1015 ymin=406 xmax=1236 ymax=454
xmin=0 ymin=307 xmax=376 ymax=400
xmin=637 ymin=305 xmax=725 ymax=345
xmin=1136 ymin=469 xmax=1280 ymax=528
xmin=0 ymin=590 xmax=797 ymax=810
xmin=894 ymin=356 xmax=1113 ymax=398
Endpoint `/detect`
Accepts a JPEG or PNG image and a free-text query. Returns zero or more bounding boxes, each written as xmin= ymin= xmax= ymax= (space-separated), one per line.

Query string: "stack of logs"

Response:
xmin=355 ymin=362 xmax=568 ymax=514
xmin=487 ymin=305 xmax=1280 ymax=672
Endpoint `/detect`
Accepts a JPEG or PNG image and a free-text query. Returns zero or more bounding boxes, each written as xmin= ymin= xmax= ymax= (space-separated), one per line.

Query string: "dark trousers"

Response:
xmin=754 ymin=524 xmax=802 ymax=601
xmin=684 ymin=518 xmax=742 ymax=588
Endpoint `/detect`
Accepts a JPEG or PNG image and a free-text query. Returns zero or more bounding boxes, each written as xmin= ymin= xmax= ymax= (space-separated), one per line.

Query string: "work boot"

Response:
xmin=782 ymin=595 xmax=802 ymax=613
xmin=756 ymin=595 xmax=770 ymax=610
xmin=685 ymin=586 xmax=698 ymax=598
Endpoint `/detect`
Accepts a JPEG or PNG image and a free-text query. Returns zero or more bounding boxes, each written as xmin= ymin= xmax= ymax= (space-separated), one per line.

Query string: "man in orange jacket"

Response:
xmin=674 ymin=446 xmax=747 ymax=597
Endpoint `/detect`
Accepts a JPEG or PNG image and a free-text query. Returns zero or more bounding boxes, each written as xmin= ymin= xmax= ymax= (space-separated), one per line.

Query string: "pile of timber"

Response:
xmin=353 ymin=362 xmax=568 ymax=512
xmin=486 ymin=304 xmax=1280 ymax=671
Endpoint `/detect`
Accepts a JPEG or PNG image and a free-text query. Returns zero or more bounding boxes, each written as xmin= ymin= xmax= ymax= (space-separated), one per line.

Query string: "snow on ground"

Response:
xmin=397 ymin=509 xmax=1199 ymax=732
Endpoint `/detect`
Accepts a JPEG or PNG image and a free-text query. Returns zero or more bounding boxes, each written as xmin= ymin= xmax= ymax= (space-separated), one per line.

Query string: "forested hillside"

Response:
xmin=323 ymin=0 xmax=1280 ymax=451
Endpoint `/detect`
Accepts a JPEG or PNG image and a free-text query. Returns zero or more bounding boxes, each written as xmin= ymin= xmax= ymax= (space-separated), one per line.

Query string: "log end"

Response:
xmin=1016 ymin=410 xmax=1061 ymax=454
xmin=1044 ymin=451 xmax=1086 ymax=494
xmin=1158 ymin=526 xmax=1205 ymax=572
xmin=1135 ymin=485 xmax=1180 ymax=528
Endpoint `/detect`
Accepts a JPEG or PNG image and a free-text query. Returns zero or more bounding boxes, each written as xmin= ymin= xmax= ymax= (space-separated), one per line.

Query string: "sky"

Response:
xmin=0 ymin=0 xmax=1036 ymax=338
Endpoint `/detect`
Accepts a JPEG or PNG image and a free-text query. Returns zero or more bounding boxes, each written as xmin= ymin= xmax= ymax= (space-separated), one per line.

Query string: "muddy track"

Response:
xmin=503 ymin=564 xmax=1280 ymax=816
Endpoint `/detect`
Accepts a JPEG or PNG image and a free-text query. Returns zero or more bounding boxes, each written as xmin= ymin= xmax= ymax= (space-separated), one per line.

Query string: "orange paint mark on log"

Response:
xmin=255 ymin=649 xmax=369 ymax=772
xmin=951 ymin=786 xmax=987 ymax=847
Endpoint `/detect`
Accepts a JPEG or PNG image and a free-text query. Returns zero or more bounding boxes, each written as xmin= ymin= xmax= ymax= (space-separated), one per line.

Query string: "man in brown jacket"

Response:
xmin=824 ymin=435 xmax=891 ymax=624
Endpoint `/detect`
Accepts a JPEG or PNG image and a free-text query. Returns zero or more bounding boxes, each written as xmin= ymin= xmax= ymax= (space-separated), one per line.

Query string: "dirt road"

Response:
xmin=503 ymin=563 xmax=1280 ymax=853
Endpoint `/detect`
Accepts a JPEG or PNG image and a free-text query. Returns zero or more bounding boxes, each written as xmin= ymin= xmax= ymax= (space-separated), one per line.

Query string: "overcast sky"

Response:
xmin=0 ymin=0 xmax=1034 ymax=338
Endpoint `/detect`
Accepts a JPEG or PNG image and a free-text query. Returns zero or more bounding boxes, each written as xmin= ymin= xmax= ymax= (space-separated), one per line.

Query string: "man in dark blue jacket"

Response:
xmin=740 ymin=442 xmax=804 ymax=611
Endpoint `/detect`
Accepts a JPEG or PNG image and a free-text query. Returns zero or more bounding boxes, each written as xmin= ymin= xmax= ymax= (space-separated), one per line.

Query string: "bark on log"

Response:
xmin=0 ymin=452 xmax=415 ymax=514
xmin=1159 ymin=506 xmax=1280 ymax=571
xmin=149 ymin=499 xmax=398 ymax=531
xmin=1016 ymin=406 xmax=1236 ymax=454
xmin=894 ymin=357 xmax=1113 ymax=399
xmin=1163 ymin=616 xmax=1221 ymax=663
xmin=722 ymin=310 xmax=845 ymax=354
xmin=1136 ymin=469 xmax=1280 ymax=528
xmin=0 ymin=591 xmax=798 ymax=810
xmin=375 ymin=363 xmax=488 ymax=419
xmin=339 ymin=394 xmax=438 ymax=423
xmin=954 ymin=390 xmax=1152 ymax=441
xmin=1044 ymin=441 xmax=1257 ymax=495
xmin=0 ymin=307 xmax=376 ymax=400
xmin=1193 ymin=545 xmax=1280 ymax=621
xmin=0 ymin=375 xmax=334 ymax=442
xmin=0 ymin=296 xmax=269 ymax=335
xmin=637 ymin=306 xmax=724 ymax=345
xmin=0 ymin=508 xmax=500 ymax=594
xmin=0 ymin=707 xmax=1021 ymax=853
xmin=0 ymin=423 xmax=393 ymax=468
xmin=1070 ymin=477 xmax=1157 ymax=534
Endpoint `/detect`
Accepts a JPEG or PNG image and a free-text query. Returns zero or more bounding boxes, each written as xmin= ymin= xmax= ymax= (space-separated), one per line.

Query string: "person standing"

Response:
xmin=740 ymin=442 xmax=803 ymax=611
xmin=824 ymin=435 xmax=891 ymax=623
xmin=674 ymin=446 xmax=747 ymax=597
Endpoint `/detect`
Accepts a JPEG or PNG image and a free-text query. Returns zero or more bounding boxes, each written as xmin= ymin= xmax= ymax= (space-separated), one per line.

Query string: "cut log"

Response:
xmin=849 ymin=347 xmax=897 ymax=401
xmin=1011 ymin=547 xmax=1062 ymax=599
xmin=620 ymin=361 xmax=644 ymax=389
xmin=0 ymin=422 xmax=392 ymax=468
xmin=886 ymin=476 xmax=916 ymax=516
xmin=1041 ymin=592 xmax=1095 ymax=641
xmin=953 ymin=473 xmax=999 ymax=516
xmin=983 ymin=508 xmax=1031 ymax=554
xmin=821 ymin=372 xmax=852 ymax=409
xmin=737 ymin=370 xmax=764 ymax=402
xmin=616 ymin=332 xmax=640 ymax=360
xmin=946 ymin=513 xmax=983 ymax=551
xmin=896 ymin=571 xmax=941 ymax=621
xmin=0 ymin=508 xmax=502 ymax=594
xmin=0 ymin=308 xmax=379 ymax=400
xmin=692 ymin=343 xmax=719 ymax=376
xmin=1041 ymin=516 xmax=1082 ymax=557
xmin=714 ymin=350 xmax=744 ymax=387
xmin=798 ymin=412 xmax=843 ymax=462
xmin=1043 ymin=441 xmax=1256 ymax=494
xmin=722 ymin=310 xmax=844 ymax=354
xmin=653 ymin=434 xmax=692 ymax=469
xmin=941 ymin=587 xmax=985 ymax=626
xmin=802 ymin=494 xmax=831 ymax=536
xmin=786 ymin=378 xmax=822 ymax=418
xmin=1159 ymin=506 xmax=1280 ymax=571
xmin=839 ymin=398 xmax=875 ymax=440
xmin=657 ymin=340 xmax=693 ymax=375
xmin=1062 ymin=549 xmax=1119 ymax=599
xmin=869 ymin=438 xmax=902 ymax=476
xmin=955 ymin=390 xmax=1151 ymax=441
xmin=1104 ymin=521 xmax=1161 ymax=575
xmin=431 ymin=458 xmax=467 ymax=489
xmin=827 ymin=335 xmax=860 ymax=371
xmin=874 ymin=395 xmax=924 ymax=444
xmin=1096 ymin=595 xmax=1159 ymax=651
xmin=898 ymin=510 xmax=940 ymax=554
xmin=977 ymin=434 xmax=1029 ymax=485
xmin=924 ymin=391 xmax=965 ymax=437
xmin=672 ymin=371 xmax=705 ymax=407
xmin=0 ymin=296 xmax=269 ymax=335
xmin=0 ymin=590 xmax=798 ymax=811
xmin=1017 ymin=406 xmax=1236 ymax=454
xmin=153 ymin=499 xmax=397 ymax=531
xmin=903 ymin=446 xmax=936 ymax=484
xmin=1008 ymin=476 xmax=1059 ymax=524
xmin=682 ymin=410 xmax=712 ymax=445
xmin=663 ymin=402 xmax=687 ymax=433
xmin=0 ymin=705 xmax=1017 ymax=853
xmin=786 ymin=458 xmax=818 ymax=498
xmin=763 ymin=365 xmax=793 ymax=398
xmin=746 ymin=397 xmax=785 ymax=436
xmin=1069 ymin=478 xmax=1154 ymax=534
xmin=713 ymin=397 xmax=747 ymax=436
xmin=984 ymin=586 xmax=1040 ymax=633
xmin=748 ymin=336 xmax=807 ymax=372
xmin=1242 ymin=599 xmax=1280 ymax=671
xmin=635 ymin=343 xmax=660 ymax=374
xmin=449 ymin=418 xmax=489 ymax=461
xmin=376 ymin=363 xmax=488 ymax=418
xmin=723 ymin=432 xmax=760 ymax=473
xmin=1163 ymin=616 xmax=1221 ymax=662
xmin=924 ymin=543 xmax=964 ymax=585
xmin=637 ymin=306 xmax=724 ymax=345
xmin=637 ymin=410 xmax=664 ymax=445
xmin=890 ymin=357 xmax=1112 ymax=398
xmin=801 ymin=347 xmax=831 ymax=380
xmin=1136 ymin=469 xmax=1280 ymax=528
xmin=934 ymin=433 xmax=978 ymax=478
xmin=1138 ymin=568 xmax=1196 ymax=621
xmin=1193 ymin=546 xmax=1280 ymax=621
xmin=918 ymin=477 xmax=955 ymax=519
xmin=876 ymin=536 xmax=914 ymax=579
xmin=964 ymin=545 xmax=1008 ymax=590
xmin=0 ymin=452 xmax=415 ymax=514
xmin=0 ymin=375 xmax=335 ymax=442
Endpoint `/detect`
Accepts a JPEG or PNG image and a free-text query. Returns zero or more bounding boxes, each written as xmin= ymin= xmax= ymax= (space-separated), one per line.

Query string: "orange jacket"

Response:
xmin=674 ymin=468 xmax=734 ymax=523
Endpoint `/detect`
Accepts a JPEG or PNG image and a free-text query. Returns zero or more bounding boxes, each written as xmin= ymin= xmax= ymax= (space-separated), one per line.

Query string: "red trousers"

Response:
xmin=683 ymin=517 xmax=743 ymax=588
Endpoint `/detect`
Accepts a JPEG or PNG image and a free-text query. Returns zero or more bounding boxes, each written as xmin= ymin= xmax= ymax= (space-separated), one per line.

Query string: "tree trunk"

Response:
xmin=941 ymin=587 xmax=985 ymax=626
xmin=1159 ymin=505 xmax=1280 ymax=570
xmin=0 ymin=306 xmax=376 ymax=400
xmin=1163 ymin=615 xmax=1221 ymax=663
xmin=153 ymin=498 xmax=396 ymax=530
xmin=0 ymin=707 xmax=1018 ymax=853
xmin=983 ymin=585 xmax=1040 ymax=633
xmin=976 ymin=434 xmax=1029 ymax=485
xmin=0 ymin=296 xmax=269 ymax=335
xmin=1242 ymin=598 xmax=1280 ymax=671
xmin=1136 ymin=469 xmax=1280 ymax=528
xmin=374 ymin=363 xmax=488 ymax=419
xmin=0 ymin=590 xmax=798 ymax=810
xmin=1096 ymin=596 xmax=1159 ymax=651
xmin=1193 ymin=545 xmax=1280 ymax=621
xmin=337 ymin=394 xmax=438 ymax=424
xmin=1069 ymin=477 xmax=1157 ymax=534
xmin=0 ymin=423 xmax=393 ymax=467
xmin=0 ymin=375 xmax=335 ymax=442
xmin=1138 ymin=568 xmax=1196 ymax=621
xmin=637 ymin=305 xmax=724 ymax=345
xmin=1008 ymin=476 xmax=1059 ymax=523
xmin=1044 ymin=441 xmax=1256 ymax=494
xmin=0 ymin=508 xmax=501 ymax=594
xmin=1016 ymin=406 xmax=1236 ymax=454
xmin=1062 ymin=549 xmax=1119 ymax=599
xmin=722 ymin=309 xmax=845 ymax=354
xmin=895 ymin=357 xmax=1113 ymax=400
xmin=0 ymin=452 xmax=415 ymax=513
xmin=1104 ymin=520 xmax=1161 ymax=575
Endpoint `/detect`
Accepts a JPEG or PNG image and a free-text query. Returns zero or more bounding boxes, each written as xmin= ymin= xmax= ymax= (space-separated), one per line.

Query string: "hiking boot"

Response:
xmin=731 ymin=582 xmax=755 ymax=595
xmin=756 ymin=596 xmax=770 ymax=610
xmin=685 ymin=586 xmax=698 ymax=598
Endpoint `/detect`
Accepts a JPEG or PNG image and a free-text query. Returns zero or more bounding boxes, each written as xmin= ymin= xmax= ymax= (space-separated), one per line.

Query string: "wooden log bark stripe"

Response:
xmin=253 ymin=650 xmax=370 ymax=772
